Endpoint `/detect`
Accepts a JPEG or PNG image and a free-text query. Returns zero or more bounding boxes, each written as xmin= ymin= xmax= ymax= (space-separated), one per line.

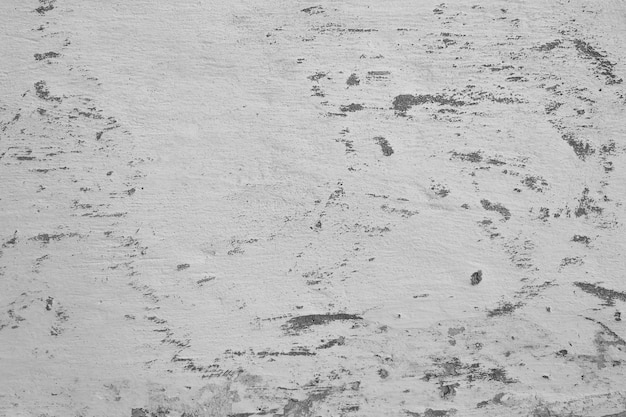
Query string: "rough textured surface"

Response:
xmin=1 ymin=0 xmax=626 ymax=416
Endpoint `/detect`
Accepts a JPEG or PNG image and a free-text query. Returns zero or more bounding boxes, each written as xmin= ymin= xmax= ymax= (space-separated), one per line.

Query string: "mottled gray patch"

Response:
xmin=450 ymin=151 xmax=482 ymax=163
xmin=574 ymin=187 xmax=603 ymax=217
xmin=545 ymin=101 xmax=562 ymax=114
xmin=346 ymin=73 xmax=360 ymax=86
xmin=381 ymin=204 xmax=418 ymax=218
xmin=374 ymin=136 xmax=394 ymax=156
xmin=35 ymin=0 xmax=55 ymax=14
xmin=535 ymin=39 xmax=562 ymax=51
xmin=439 ymin=383 xmax=459 ymax=398
xmin=562 ymin=133 xmax=594 ymax=160
xmin=30 ymin=233 xmax=66 ymax=243
xmin=560 ymin=256 xmax=583 ymax=268
xmin=574 ymin=282 xmax=626 ymax=306
xmin=573 ymin=39 xmax=623 ymax=85
xmin=283 ymin=390 xmax=330 ymax=417
xmin=317 ymin=336 xmax=345 ymax=349
xmin=487 ymin=301 xmax=523 ymax=317
xmin=339 ymin=103 xmax=364 ymax=112
xmin=430 ymin=183 xmax=449 ymax=197
xmin=307 ymin=72 xmax=327 ymax=82
xmin=131 ymin=408 xmax=149 ymax=417
xmin=301 ymin=6 xmax=324 ymax=15
xmin=447 ymin=327 xmax=465 ymax=336
xmin=521 ymin=175 xmax=548 ymax=192
xmin=283 ymin=313 xmax=362 ymax=333
xmin=34 ymin=81 xmax=61 ymax=102
xmin=392 ymin=94 xmax=466 ymax=112
xmin=480 ymin=199 xmax=511 ymax=221
xmin=34 ymin=51 xmax=60 ymax=61
xmin=486 ymin=158 xmax=505 ymax=166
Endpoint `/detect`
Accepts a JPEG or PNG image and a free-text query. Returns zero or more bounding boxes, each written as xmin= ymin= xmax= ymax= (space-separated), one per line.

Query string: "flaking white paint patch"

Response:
xmin=1 ymin=0 xmax=626 ymax=416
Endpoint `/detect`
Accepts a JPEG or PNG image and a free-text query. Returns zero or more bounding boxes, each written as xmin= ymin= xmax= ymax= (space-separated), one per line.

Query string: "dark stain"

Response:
xmin=3 ymin=234 xmax=17 ymax=247
xmin=423 ymin=358 xmax=517 ymax=387
xmin=521 ymin=175 xmax=548 ymax=192
xmin=574 ymin=282 xmax=626 ymax=306
xmin=257 ymin=348 xmax=316 ymax=358
xmin=35 ymin=0 xmax=55 ymax=14
xmin=34 ymin=51 xmax=60 ymax=61
xmin=439 ymin=383 xmax=459 ymax=399
xmin=307 ymin=72 xmax=327 ymax=82
xmin=176 ymin=263 xmax=190 ymax=271
xmin=487 ymin=301 xmax=523 ymax=317
xmin=585 ymin=317 xmax=626 ymax=346
xmin=310 ymin=85 xmax=324 ymax=97
xmin=317 ymin=336 xmax=345 ymax=349
xmin=562 ymin=133 xmax=594 ymax=160
xmin=34 ymin=81 xmax=61 ymax=102
xmin=450 ymin=151 xmax=482 ymax=163
xmin=486 ymin=158 xmax=505 ymax=166
xmin=341 ymin=405 xmax=360 ymax=413
xmin=374 ymin=136 xmax=394 ymax=156
xmin=45 ymin=297 xmax=54 ymax=311
xmin=537 ymin=207 xmax=550 ymax=222
xmin=346 ymin=73 xmax=360 ymax=86
xmin=301 ymin=6 xmax=324 ymax=15
xmin=535 ymin=39 xmax=562 ymax=51
xmin=487 ymin=368 xmax=516 ymax=384
xmin=545 ymin=101 xmax=562 ymax=114
xmin=480 ymin=199 xmax=511 ymax=221
xmin=392 ymin=94 xmax=466 ymax=113
xmin=483 ymin=64 xmax=515 ymax=72
xmin=368 ymin=70 xmax=390 ymax=76
xmin=560 ymin=256 xmax=583 ymax=268
xmin=600 ymin=141 xmax=616 ymax=155
xmin=505 ymin=76 xmax=526 ymax=82
xmin=470 ymin=270 xmax=482 ymax=285
xmin=131 ymin=408 xmax=149 ymax=417
xmin=197 ymin=276 xmax=215 ymax=285
xmin=573 ymin=39 xmax=623 ymax=85
xmin=405 ymin=409 xmax=457 ymax=417
xmin=283 ymin=313 xmax=362 ymax=333
xmin=575 ymin=188 xmax=603 ymax=218
xmin=430 ymin=183 xmax=449 ymax=197
xmin=378 ymin=368 xmax=389 ymax=379
xmin=339 ymin=103 xmax=364 ymax=112
xmin=347 ymin=28 xmax=378 ymax=33
xmin=83 ymin=212 xmax=126 ymax=218
xmin=30 ymin=233 xmax=66 ymax=243
xmin=283 ymin=390 xmax=330 ymax=417
xmin=381 ymin=204 xmax=418 ymax=218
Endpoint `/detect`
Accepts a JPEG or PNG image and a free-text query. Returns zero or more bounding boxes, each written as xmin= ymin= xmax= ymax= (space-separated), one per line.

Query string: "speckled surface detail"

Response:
xmin=1 ymin=0 xmax=626 ymax=416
